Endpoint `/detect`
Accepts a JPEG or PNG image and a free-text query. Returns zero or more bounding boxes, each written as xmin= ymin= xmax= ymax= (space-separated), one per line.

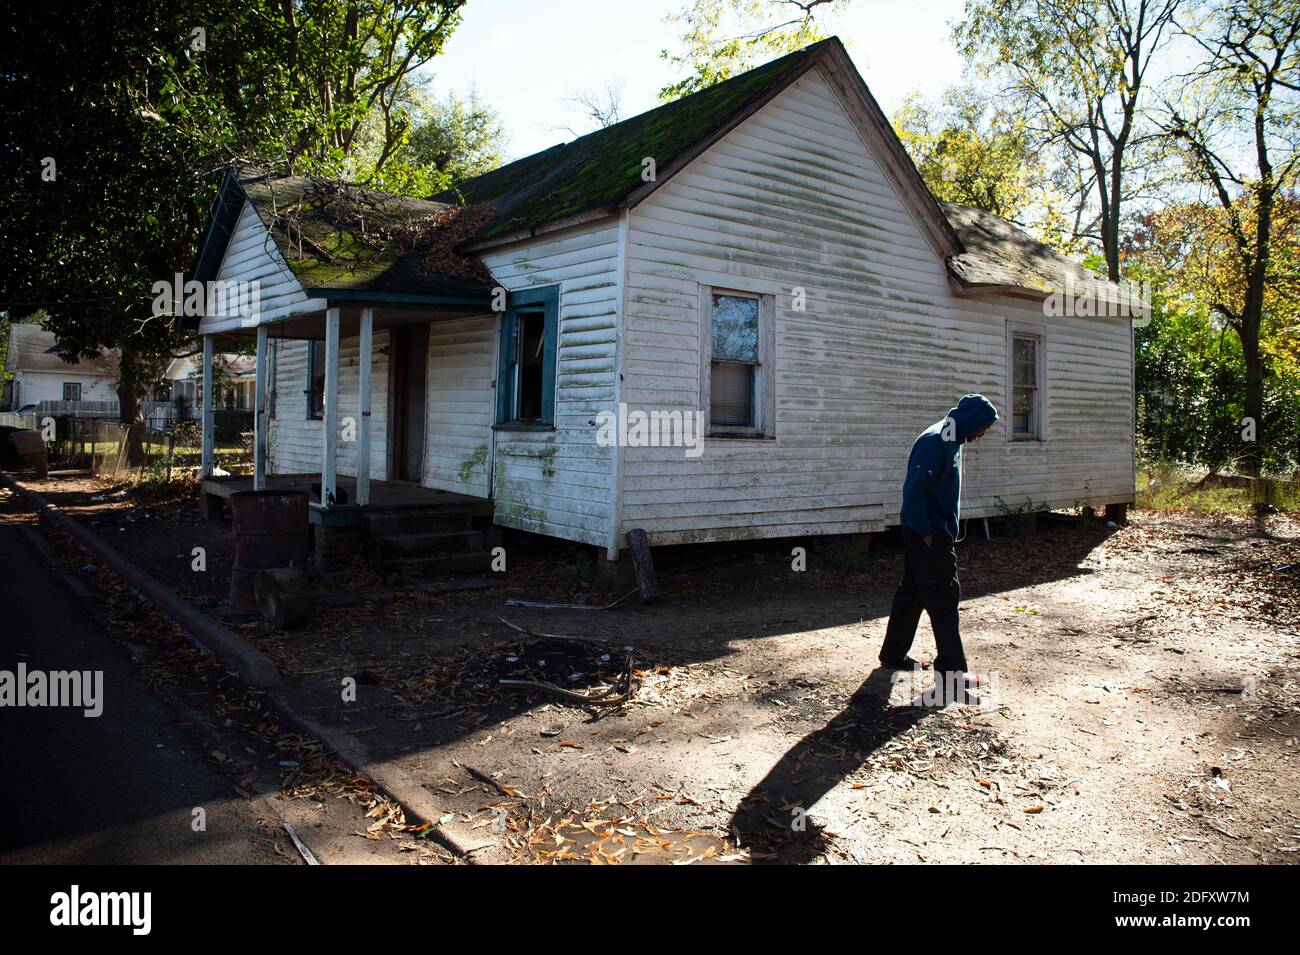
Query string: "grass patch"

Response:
xmin=1137 ymin=464 xmax=1300 ymax=515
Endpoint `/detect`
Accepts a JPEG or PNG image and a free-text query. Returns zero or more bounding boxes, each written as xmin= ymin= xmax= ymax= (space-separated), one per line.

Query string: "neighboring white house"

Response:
xmin=163 ymin=353 xmax=256 ymax=412
xmin=5 ymin=324 xmax=119 ymax=409
xmin=190 ymin=37 xmax=1140 ymax=560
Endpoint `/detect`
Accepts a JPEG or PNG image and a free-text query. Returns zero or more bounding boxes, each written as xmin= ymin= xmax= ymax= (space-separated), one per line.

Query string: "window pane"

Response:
xmin=711 ymin=361 xmax=754 ymax=426
xmin=1013 ymin=386 xmax=1034 ymax=434
xmin=514 ymin=311 xmax=545 ymax=421
xmin=711 ymin=294 xmax=759 ymax=363
xmin=310 ymin=340 xmax=325 ymax=418
xmin=1013 ymin=337 xmax=1037 ymax=387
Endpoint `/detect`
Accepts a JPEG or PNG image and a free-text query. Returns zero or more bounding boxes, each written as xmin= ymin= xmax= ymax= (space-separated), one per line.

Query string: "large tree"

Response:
xmin=957 ymin=0 xmax=1181 ymax=281
xmin=1160 ymin=0 xmax=1300 ymax=474
xmin=0 ymin=2 xmax=470 ymax=460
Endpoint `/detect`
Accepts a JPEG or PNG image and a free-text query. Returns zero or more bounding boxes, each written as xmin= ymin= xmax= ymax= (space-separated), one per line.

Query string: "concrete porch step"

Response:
xmin=370 ymin=529 xmax=484 ymax=561
xmin=362 ymin=507 xmax=471 ymax=537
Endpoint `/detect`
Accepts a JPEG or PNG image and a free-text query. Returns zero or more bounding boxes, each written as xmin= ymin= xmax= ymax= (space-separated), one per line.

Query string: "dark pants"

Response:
xmin=880 ymin=528 xmax=967 ymax=674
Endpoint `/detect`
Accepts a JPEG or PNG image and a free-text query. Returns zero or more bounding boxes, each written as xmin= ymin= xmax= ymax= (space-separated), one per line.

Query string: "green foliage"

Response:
xmin=657 ymin=0 xmax=843 ymax=100
xmin=892 ymin=86 xmax=1045 ymax=226
xmin=0 ymin=1 xmax=476 ymax=431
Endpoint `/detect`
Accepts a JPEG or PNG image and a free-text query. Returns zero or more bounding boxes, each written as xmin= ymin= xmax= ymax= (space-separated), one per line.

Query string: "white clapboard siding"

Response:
xmin=201 ymin=201 xmax=327 ymax=331
xmin=479 ymin=224 xmax=621 ymax=547
xmin=13 ymin=371 xmax=118 ymax=406
xmin=266 ymin=332 xmax=390 ymax=479
xmin=423 ymin=315 xmax=497 ymax=497
xmin=617 ymin=66 xmax=1133 ymax=547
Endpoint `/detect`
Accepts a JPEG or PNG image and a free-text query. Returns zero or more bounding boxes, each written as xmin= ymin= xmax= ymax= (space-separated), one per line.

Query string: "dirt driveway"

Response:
xmin=17 ymin=474 xmax=1300 ymax=864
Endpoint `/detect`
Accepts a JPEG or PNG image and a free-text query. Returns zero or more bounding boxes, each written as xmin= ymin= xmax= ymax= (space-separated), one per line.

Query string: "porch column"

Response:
xmin=253 ymin=325 xmax=268 ymax=490
xmin=321 ymin=306 xmax=340 ymax=509
xmin=200 ymin=335 xmax=215 ymax=478
xmin=356 ymin=307 xmax=373 ymax=507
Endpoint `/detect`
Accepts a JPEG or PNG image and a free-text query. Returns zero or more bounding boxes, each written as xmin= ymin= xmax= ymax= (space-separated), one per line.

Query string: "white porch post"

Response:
xmin=356 ymin=307 xmax=373 ymax=507
xmin=321 ymin=307 xmax=340 ymax=509
xmin=200 ymin=335 xmax=215 ymax=478
xmin=253 ymin=325 xmax=268 ymax=490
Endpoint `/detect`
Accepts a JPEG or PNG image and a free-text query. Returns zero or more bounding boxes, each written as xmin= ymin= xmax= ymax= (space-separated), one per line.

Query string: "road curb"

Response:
xmin=0 ymin=473 xmax=492 ymax=862
xmin=2 ymin=473 xmax=281 ymax=688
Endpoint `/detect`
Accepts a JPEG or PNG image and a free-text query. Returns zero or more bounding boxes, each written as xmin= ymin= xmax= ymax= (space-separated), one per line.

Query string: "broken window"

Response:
xmin=709 ymin=292 xmax=760 ymax=428
xmin=497 ymin=286 xmax=559 ymax=427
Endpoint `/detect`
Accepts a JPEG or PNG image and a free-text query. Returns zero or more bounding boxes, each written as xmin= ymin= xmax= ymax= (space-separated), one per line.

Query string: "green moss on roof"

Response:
xmin=237 ymin=171 xmax=493 ymax=298
xmin=439 ymin=40 xmax=830 ymax=240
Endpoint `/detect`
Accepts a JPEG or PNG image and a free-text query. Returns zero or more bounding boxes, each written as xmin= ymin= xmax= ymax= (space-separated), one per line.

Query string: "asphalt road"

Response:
xmin=0 ymin=495 xmax=283 ymax=864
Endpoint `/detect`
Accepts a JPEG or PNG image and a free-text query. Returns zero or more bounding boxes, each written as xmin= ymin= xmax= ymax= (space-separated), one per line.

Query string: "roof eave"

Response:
xmin=460 ymin=207 xmax=621 ymax=253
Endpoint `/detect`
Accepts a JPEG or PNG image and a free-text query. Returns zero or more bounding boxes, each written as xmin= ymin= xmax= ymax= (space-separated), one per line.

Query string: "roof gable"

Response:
xmin=442 ymin=37 xmax=963 ymax=259
xmin=7 ymin=325 xmax=118 ymax=376
xmin=193 ymin=169 xmax=496 ymax=309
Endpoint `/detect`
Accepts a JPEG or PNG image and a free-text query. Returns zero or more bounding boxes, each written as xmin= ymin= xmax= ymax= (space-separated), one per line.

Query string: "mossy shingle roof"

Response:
xmin=438 ymin=40 xmax=830 ymax=241
xmin=942 ymin=201 xmax=1143 ymax=307
xmin=232 ymin=169 xmax=494 ymax=299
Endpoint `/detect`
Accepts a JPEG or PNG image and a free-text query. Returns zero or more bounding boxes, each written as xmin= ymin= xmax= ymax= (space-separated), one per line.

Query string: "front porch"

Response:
xmin=199 ymin=473 xmax=493 ymax=527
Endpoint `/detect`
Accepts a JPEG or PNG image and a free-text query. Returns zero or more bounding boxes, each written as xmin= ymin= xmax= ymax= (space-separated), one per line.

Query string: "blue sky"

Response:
xmin=423 ymin=0 xmax=970 ymax=160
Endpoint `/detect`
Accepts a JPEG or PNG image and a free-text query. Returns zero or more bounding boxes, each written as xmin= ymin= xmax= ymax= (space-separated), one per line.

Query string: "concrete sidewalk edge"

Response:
xmin=1 ymin=473 xmax=493 ymax=862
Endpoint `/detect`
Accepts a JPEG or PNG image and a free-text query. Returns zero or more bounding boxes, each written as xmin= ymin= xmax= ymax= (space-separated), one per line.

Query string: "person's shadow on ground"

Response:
xmin=729 ymin=667 xmax=938 ymax=864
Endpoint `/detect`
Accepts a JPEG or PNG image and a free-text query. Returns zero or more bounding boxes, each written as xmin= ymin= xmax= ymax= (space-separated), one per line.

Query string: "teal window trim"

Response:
xmin=496 ymin=284 xmax=559 ymax=426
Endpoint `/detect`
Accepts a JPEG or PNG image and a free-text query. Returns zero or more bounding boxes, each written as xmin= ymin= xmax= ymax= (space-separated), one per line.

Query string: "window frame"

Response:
xmin=307 ymin=339 xmax=326 ymax=420
xmin=699 ymin=285 xmax=775 ymax=438
xmin=61 ymin=382 xmax=82 ymax=402
xmin=495 ymin=284 xmax=560 ymax=429
xmin=1006 ymin=324 xmax=1045 ymax=442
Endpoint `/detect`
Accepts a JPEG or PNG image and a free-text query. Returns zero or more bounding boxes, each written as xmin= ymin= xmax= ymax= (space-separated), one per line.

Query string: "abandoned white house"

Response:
xmin=189 ymin=37 xmax=1138 ymax=570
xmin=5 ymin=324 xmax=120 ymax=411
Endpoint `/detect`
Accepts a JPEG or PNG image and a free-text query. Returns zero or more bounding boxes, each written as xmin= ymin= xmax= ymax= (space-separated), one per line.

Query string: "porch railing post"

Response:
xmin=200 ymin=334 xmax=215 ymax=479
xmin=357 ymin=307 xmax=373 ymax=507
xmin=321 ymin=306 xmax=340 ymax=509
xmin=254 ymin=325 xmax=268 ymax=490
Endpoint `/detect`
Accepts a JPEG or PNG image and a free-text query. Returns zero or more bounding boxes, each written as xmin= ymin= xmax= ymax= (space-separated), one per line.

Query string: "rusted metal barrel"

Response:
xmin=229 ymin=489 xmax=309 ymax=611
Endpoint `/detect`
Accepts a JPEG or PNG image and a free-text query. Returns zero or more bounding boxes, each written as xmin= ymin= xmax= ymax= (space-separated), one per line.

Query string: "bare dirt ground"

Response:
xmin=15 ymin=473 xmax=1300 ymax=864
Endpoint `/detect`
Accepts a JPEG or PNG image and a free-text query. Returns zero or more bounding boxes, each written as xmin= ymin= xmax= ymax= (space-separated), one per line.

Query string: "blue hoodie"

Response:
xmin=899 ymin=394 xmax=999 ymax=542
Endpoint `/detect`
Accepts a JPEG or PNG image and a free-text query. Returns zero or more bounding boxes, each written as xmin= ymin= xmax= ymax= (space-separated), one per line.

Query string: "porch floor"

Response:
xmin=201 ymin=473 xmax=493 ymax=524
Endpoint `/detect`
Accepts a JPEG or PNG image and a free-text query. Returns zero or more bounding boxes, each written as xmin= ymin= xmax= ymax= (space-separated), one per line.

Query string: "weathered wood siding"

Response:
xmin=423 ymin=315 xmax=496 ymax=498
xmin=267 ymin=333 xmax=389 ymax=478
xmin=618 ymin=66 xmax=1133 ymax=546
xmin=479 ymin=224 xmax=622 ymax=547
xmin=201 ymin=201 xmax=326 ymax=332
xmin=13 ymin=371 xmax=118 ymax=406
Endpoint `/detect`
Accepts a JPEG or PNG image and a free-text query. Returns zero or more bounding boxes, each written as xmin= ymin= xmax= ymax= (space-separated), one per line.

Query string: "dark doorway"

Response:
xmin=389 ymin=325 xmax=428 ymax=483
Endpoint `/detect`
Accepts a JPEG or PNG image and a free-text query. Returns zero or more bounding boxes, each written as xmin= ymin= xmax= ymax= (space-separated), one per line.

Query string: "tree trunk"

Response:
xmin=117 ymin=344 xmax=146 ymax=467
xmin=1239 ymin=318 xmax=1264 ymax=477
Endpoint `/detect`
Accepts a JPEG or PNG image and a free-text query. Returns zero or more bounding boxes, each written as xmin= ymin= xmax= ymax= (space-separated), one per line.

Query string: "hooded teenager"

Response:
xmin=879 ymin=394 xmax=999 ymax=693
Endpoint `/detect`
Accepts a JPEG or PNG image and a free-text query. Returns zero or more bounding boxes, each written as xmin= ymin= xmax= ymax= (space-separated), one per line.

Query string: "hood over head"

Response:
xmin=946 ymin=394 xmax=999 ymax=442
